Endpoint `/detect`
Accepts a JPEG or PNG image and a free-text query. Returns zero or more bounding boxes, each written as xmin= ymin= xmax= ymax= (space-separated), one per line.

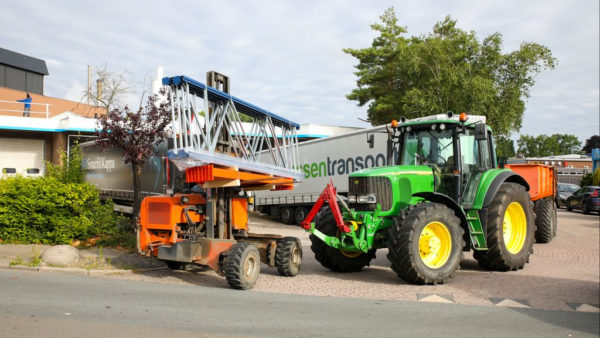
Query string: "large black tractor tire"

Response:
xmin=387 ymin=203 xmax=464 ymax=285
xmin=275 ymin=237 xmax=302 ymax=276
xmin=294 ymin=207 xmax=309 ymax=226
xmin=474 ymin=183 xmax=535 ymax=271
xmin=223 ymin=242 xmax=261 ymax=290
xmin=533 ymin=197 xmax=555 ymax=243
xmin=164 ymin=260 xmax=192 ymax=270
xmin=310 ymin=206 xmax=376 ymax=272
xmin=280 ymin=206 xmax=295 ymax=225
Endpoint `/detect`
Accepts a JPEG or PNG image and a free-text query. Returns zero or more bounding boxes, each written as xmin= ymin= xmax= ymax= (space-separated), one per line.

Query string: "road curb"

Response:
xmin=1 ymin=265 xmax=168 ymax=276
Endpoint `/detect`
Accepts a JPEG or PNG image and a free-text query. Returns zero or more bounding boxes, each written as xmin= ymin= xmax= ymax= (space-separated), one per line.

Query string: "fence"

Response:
xmin=0 ymin=100 xmax=51 ymax=118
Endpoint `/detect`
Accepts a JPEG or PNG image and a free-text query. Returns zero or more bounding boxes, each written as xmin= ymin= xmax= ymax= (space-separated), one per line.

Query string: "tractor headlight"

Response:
xmin=357 ymin=194 xmax=377 ymax=204
xmin=347 ymin=194 xmax=357 ymax=203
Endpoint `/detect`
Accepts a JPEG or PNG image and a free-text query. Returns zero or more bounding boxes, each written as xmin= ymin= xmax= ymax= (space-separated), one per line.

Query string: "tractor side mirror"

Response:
xmin=367 ymin=133 xmax=374 ymax=149
xmin=475 ymin=123 xmax=488 ymax=141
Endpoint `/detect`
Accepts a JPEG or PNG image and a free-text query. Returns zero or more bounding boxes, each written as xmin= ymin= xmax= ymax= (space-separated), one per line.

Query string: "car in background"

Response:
xmin=566 ymin=186 xmax=600 ymax=214
xmin=556 ymin=183 xmax=580 ymax=208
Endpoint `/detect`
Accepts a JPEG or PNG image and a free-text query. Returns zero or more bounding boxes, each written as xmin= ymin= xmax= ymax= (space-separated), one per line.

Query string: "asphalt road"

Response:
xmin=0 ymin=269 xmax=597 ymax=338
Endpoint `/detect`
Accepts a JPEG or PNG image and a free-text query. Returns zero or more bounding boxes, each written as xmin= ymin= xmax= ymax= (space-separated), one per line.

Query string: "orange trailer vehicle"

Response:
xmin=137 ymin=73 xmax=304 ymax=289
xmin=506 ymin=164 xmax=558 ymax=243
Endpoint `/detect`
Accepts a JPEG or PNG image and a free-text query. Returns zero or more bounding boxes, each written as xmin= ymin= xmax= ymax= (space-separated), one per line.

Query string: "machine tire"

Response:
xmin=164 ymin=261 xmax=191 ymax=270
xmin=275 ymin=237 xmax=302 ymax=276
xmin=280 ymin=206 xmax=295 ymax=225
xmin=294 ymin=207 xmax=309 ymax=226
xmin=474 ymin=183 xmax=535 ymax=271
xmin=223 ymin=242 xmax=261 ymax=290
xmin=387 ymin=203 xmax=464 ymax=284
xmin=533 ymin=197 xmax=554 ymax=243
xmin=566 ymin=203 xmax=572 ymax=211
xmin=310 ymin=206 xmax=376 ymax=272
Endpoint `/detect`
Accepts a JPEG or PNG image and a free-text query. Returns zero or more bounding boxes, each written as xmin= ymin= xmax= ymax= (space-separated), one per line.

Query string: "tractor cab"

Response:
xmin=387 ymin=113 xmax=495 ymax=207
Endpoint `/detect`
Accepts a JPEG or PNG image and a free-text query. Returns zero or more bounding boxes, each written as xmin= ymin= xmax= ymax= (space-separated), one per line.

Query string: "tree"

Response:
xmin=84 ymin=65 xmax=135 ymax=112
xmin=582 ymin=135 xmax=600 ymax=154
xmin=495 ymin=135 xmax=516 ymax=159
xmin=517 ymin=134 xmax=581 ymax=157
xmin=95 ymin=90 xmax=172 ymax=227
xmin=344 ymin=8 xmax=557 ymax=136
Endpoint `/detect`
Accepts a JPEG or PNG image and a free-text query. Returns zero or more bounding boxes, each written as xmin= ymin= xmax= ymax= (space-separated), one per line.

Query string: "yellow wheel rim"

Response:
xmin=419 ymin=221 xmax=452 ymax=269
xmin=503 ymin=202 xmax=527 ymax=254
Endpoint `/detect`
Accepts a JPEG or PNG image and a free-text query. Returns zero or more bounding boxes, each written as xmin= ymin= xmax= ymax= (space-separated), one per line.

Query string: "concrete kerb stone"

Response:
xmin=1 ymin=264 xmax=168 ymax=276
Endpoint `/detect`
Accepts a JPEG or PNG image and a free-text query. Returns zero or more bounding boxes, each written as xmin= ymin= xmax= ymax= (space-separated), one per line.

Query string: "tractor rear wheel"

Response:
xmin=310 ymin=206 xmax=376 ymax=272
xmin=275 ymin=237 xmax=302 ymax=276
xmin=223 ymin=242 xmax=261 ymax=290
xmin=474 ymin=183 xmax=534 ymax=271
xmin=387 ymin=203 xmax=464 ymax=284
xmin=533 ymin=197 xmax=555 ymax=243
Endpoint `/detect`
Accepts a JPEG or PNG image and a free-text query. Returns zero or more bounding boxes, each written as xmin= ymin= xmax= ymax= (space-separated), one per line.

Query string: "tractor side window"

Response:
xmin=478 ymin=139 xmax=492 ymax=169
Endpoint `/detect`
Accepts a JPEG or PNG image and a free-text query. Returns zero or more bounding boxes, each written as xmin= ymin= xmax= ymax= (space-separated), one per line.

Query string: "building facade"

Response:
xmin=0 ymin=48 xmax=105 ymax=177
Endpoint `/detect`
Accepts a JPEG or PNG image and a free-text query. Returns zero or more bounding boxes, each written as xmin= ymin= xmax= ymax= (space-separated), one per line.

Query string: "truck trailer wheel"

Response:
xmin=223 ymin=242 xmax=261 ymax=290
xmin=310 ymin=206 xmax=376 ymax=272
xmin=280 ymin=206 xmax=295 ymax=225
xmin=275 ymin=237 xmax=302 ymax=276
xmin=294 ymin=207 xmax=308 ymax=226
xmin=474 ymin=183 xmax=534 ymax=271
xmin=387 ymin=203 xmax=464 ymax=284
xmin=533 ymin=197 xmax=555 ymax=243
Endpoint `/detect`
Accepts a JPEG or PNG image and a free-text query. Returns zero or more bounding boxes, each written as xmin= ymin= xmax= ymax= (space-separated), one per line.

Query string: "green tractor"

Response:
xmin=301 ymin=113 xmax=535 ymax=284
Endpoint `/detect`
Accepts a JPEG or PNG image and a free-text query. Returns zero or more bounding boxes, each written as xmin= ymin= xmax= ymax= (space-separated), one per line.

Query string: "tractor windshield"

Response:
xmin=400 ymin=128 xmax=454 ymax=171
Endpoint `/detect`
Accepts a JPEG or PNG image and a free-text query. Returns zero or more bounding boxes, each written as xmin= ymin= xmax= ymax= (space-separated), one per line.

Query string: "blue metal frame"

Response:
xmin=163 ymin=75 xmax=299 ymax=129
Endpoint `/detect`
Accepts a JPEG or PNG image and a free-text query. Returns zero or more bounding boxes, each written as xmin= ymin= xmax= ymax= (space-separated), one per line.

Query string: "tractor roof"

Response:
xmin=400 ymin=114 xmax=486 ymax=127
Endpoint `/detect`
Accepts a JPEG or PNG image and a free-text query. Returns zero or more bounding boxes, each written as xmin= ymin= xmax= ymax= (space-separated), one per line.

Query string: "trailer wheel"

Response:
xmin=275 ymin=237 xmax=302 ymax=276
xmin=533 ymin=197 xmax=555 ymax=243
xmin=294 ymin=207 xmax=308 ymax=225
xmin=280 ymin=206 xmax=295 ymax=225
xmin=474 ymin=183 xmax=534 ymax=271
xmin=310 ymin=206 xmax=376 ymax=272
xmin=223 ymin=242 xmax=261 ymax=290
xmin=387 ymin=203 xmax=464 ymax=284
xmin=164 ymin=260 xmax=191 ymax=270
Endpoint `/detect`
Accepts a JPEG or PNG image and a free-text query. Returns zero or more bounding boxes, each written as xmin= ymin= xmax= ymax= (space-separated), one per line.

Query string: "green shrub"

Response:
xmin=580 ymin=173 xmax=593 ymax=187
xmin=45 ymin=144 xmax=84 ymax=184
xmin=0 ymin=176 xmax=120 ymax=244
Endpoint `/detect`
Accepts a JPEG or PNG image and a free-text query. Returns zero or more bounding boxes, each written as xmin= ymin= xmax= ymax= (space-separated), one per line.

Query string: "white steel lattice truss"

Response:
xmin=165 ymin=76 xmax=303 ymax=181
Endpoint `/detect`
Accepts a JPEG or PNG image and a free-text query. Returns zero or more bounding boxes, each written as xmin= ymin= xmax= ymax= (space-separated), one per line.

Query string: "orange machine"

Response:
xmin=506 ymin=164 xmax=558 ymax=243
xmin=138 ymin=163 xmax=302 ymax=290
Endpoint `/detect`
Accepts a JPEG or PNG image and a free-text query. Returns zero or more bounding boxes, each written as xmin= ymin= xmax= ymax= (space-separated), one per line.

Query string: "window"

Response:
xmin=26 ymin=168 xmax=40 ymax=174
xmin=2 ymin=168 xmax=16 ymax=174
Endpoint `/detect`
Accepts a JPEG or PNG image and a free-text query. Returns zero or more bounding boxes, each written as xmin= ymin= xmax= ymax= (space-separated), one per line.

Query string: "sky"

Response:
xmin=1 ymin=0 xmax=598 ymax=143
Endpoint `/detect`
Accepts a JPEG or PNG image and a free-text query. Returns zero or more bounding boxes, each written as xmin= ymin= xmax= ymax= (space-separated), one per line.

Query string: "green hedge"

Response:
xmin=0 ymin=176 xmax=119 ymax=244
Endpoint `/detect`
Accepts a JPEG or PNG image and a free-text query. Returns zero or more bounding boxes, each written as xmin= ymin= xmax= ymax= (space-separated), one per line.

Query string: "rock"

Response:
xmin=41 ymin=245 xmax=81 ymax=266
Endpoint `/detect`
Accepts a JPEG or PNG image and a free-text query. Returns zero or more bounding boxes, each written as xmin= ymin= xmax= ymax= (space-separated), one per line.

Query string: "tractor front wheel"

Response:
xmin=474 ymin=183 xmax=534 ymax=271
xmin=223 ymin=242 xmax=261 ymax=290
xmin=275 ymin=237 xmax=302 ymax=276
xmin=387 ymin=203 xmax=464 ymax=284
xmin=310 ymin=206 xmax=376 ymax=272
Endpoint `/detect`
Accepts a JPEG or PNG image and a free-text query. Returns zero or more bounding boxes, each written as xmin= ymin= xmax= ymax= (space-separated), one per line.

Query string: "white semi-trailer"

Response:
xmin=254 ymin=125 xmax=391 ymax=225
